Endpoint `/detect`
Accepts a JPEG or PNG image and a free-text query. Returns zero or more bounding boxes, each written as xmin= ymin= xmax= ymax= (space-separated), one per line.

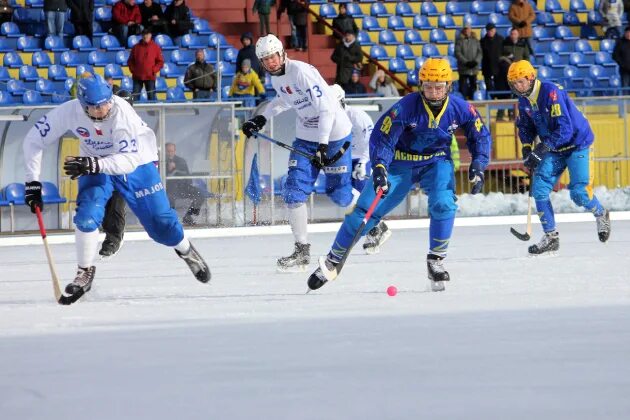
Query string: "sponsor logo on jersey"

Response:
xmin=281 ymin=86 xmax=293 ymax=94
xmin=76 ymin=127 xmax=90 ymax=138
xmin=83 ymin=138 xmax=113 ymax=151
xmin=389 ymin=106 xmax=399 ymax=119
xmin=468 ymin=104 xmax=478 ymax=116
xmin=95 ymin=128 xmax=103 ymax=136
xmin=549 ymin=90 xmax=558 ymax=102
xmin=134 ymin=182 xmax=164 ymax=199
xmin=288 ymin=159 xmax=298 ymax=167
xmin=323 ymin=166 xmax=348 ymax=174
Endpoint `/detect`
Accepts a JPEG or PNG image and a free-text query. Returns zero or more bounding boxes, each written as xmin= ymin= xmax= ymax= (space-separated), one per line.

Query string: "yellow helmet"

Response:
xmin=507 ymin=60 xmax=536 ymax=83
xmin=419 ymin=57 xmax=453 ymax=83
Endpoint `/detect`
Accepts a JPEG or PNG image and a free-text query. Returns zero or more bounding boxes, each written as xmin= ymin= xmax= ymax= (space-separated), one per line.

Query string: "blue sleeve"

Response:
xmin=516 ymin=104 xmax=537 ymax=147
xmin=369 ymin=99 xmax=410 ymax=169
xmin=545 ymin=88 xmax=574 ymax=150
xmin=459 ymin=102 xmax=491 ymax=169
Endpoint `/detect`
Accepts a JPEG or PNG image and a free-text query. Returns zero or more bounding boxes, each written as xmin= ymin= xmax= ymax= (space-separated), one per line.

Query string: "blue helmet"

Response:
xmin=77 ymin=74 xmax=113 ymax=108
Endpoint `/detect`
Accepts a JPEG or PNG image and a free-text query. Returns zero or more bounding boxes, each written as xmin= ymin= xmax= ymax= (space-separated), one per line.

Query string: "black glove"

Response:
xmin=312 ymin=143 xmax=328 ymax=169
xmin=372 ymin=164 xmax=390 ymax=195
xmin=63 ymin=156 xmax=100 ymax=180
xmin=242 ymin=115 xmax=267 ymax=138
xmin=25 ymin=181 xmax=43 ymax=214
xmin=523 ymin=143 xmax=550 ymax=172
xmin=519 ymin=21 xmax=527 ymax=28
xmin=468 ymin=161 xmax=484 ymax=195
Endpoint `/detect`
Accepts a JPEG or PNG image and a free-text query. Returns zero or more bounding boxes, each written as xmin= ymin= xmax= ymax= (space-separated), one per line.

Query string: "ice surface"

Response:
xmin=1 ymin=220 xmax=629 ymax=419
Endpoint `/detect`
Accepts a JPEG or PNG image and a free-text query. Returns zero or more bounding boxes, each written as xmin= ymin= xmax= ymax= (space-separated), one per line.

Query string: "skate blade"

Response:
xmin=58 ymin=289 xmax=86 ymax=305
xmin=429 ymin=280 xmax=445 ymax=292
xmin=276 ymin=264 xmax=308 ymax=273
xmin=364 ymin=245 xmax=380 ymax=255
xmin=528 ymin=251 xmax=558 ymax=258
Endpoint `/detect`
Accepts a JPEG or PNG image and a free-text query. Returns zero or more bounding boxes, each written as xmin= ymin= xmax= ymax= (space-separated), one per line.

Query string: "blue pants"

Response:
xmin=351 ymin=159 xmax=372 ymax=192
xmin=284 ymin=135 xmax=353 ymax=207
xmin=74 ymin=162 xmax=184 ymax=246
xmin=329 ymin=159 xmax=458 ymax=261
xmin=533 ymin=146 xmax=604 ymax=232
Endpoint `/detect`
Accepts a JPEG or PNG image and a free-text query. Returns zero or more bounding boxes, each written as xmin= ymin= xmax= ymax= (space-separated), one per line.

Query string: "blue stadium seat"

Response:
xmin=3 ymin=52 xmax=23 ymax=68
xmin=378 ymin=29 xmax=399 ymax=45
xmin=42 ymin=182 xmax=67 ymax=205
xmin=0 ymin=66 xmax=10 ymax=81
xmin=536 ymin=12 xmax=558 ymax=27
xmin=88 ymin=50 xmax=109 ymax=66
xmin=371 ymin=2 xmax=391 ymax=17
xmin=156 ymin=77 xmax=168 ymax=92
xmin=166 ymin=86 xmax=186 ymax=101
xmin=26 ymin=0 xmax=44 ymax=6
xmin=0 ymin=91 xmax=14 ymax=105
xmin=388 ymin=15 xmax=406 ymax=30
xmin=570 ymin=0 xmax=588 ymax=13
xmin=446 ymin=55 xmax=457 ymax=70
xmin=1 ymin=22 xmax=22 ymax=37
xmin=563 ymin=12 xmax=580 ymax=26
xmin=407 ymin=69 xmax=418 ymax=86
xmin=319 ymin=3 xmax=337 ymax=19
xmin=93 ymin=21 xmax=105 ymax=36
xmin=413 ymin=15 xmax=432 ymax=30
xmin=575 ymin=39 xmax=594 ymax=54
xmin=429 ymin=29 xmax=448 ymax=44
xmin=600 ymin=39 xmax=615 ymax=53
xmin=396 ymin=44 xmax=414 ymax=59
xmin=537 ymin=65 xmax=553 ymax=79
xmin=446 ymin=1 xmax=469 ymax=16
xmin=121 ymin=76 xmax=133 ymax=91
xmin=171 ymin=48 xmax=195 ymax=65
xmin=488 ymin=13 xmax=511 ymax=27
xmin=395 ymin=2 xmax=414 ymax=17
xmin=155 ymin=34 xmax=176 ymax=50
xmin=589 ymin=64 xmax=609 ymax=82
xmin=587 ymin=10 xmax=604 ymax=25
xmin=357 ymin=30 xmax=373 ymax=45
xmin=193 ymin=19 xmax=213 ymax=35
xmin=216 ymin=61 xmax=235 ymax=77
xmin=546 ymin=0 xmax=564 ymax=12
xmin=473 ymin=90 xmax=486 ymax=101
xmin=7 ymin=79 xmax=26 ymax=95
xmin=420 ymin=2 xmax=439 ymax=16
xmin=13 ymin=8 xmax=45 ymax=23
xmin=0 ymin=38 xmax=14 ymax=52
xmin=362 ymin=16 xmax=383 ymax=31
xmin=23 ymin=90 xmax=44 ymax=105
xmin=345 ymin=2 xmax=364 ymax=17
xmin=100 ymin=34 xmax=124 ymax=51
xmin=555 ymin=26 xmax=578 ymax=41
xmin=533 ymin=26 xmax=557 ymax=41
xmin=44 ymin=35 xmax=68 ymax=52
xmin=496 ymin=0 xmax=511 ymax=14
xmin=447 ymin=43 xmax=455 ymax=56
xmin=569 ymin=52 xmax=586 ymax=67
xmin=464 ymin=13 xmax=486 ymax=29
xmin=19 ymin=65 xmax=39 ymax=81
xmin=415 ymin=56 xmax=427 ymax=70
xmin=64 ymin=77 xmax=75 ymax=92
xmin=76 ymin=64 xmax=94 ymax=76
xmin=115 ymin=50 xmax=130 ymax=65
xmin=438 ymin=15 xmax=458 ymax=29
xmin=36 ymin=78 xmax=56 ymax=94
xmin=563 ymin=65 xmax=581 ymax=81
xmin=369 ymin=45 xmax=388 ymax=60
xmin=104 ymin=63 xmax=124 ymax=79
xmin=48 ymin=64 xmax=68 ymax=80
xmin=471 ymin=0 xmax=494 ymax=15
xmin=161 ymin=62 xmax=184 ymax=77
xmin=222 ymin=47 xmax=238 ymax=63
xmin=176 ymin=74 xmax=186 ymax=90
xmin=595 ymin=51 xmax=616 ymax=67
xmin=95 ymin=7 xmax=112 ymax=22
xmin=204 ymin=49 xmax=217 ymax=62
xmin=30 ymin=51 xmax=52 ymax=68
xmin=544 ymin=52 xmax=562 ymax=68
xmin=127 ymin=35 xmax=141 ymax=48
xmin=17 ymin=36 xmax=41 ymax=52
xmin=73 ymin=35 xmax=96 ymax=51
xmin=60 ymin=51 xmax=81 ymax=66
xmin=422 ymin=43 xmax=440 ymax=57
xmin=4 ymin=183 xmax=25 ymax=204
xmin=550 ymin=40 xmax=571 ymax=55
xmin=404 ymin=29 xmax=423 ymax=45
xmin=208 ymin=33 xmax=229 ymax=48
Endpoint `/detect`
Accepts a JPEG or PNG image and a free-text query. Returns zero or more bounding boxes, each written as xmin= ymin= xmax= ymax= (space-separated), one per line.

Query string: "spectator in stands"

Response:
xmin=613 ymin=27 xmax=630 ymax=89
xmin=128 ymin=28 xmax=163 ymax=101
xmin=112 ymin=0 xmax=143 ymax=47
xmin=164 ymin=0 xmax=193 ymax=39
xmin=508 ymin=0 xmax=535 ymax=55
xmin=481 ymin=23 xmax=507 ymax=119
xmin=237 ymin=32 xmax=263 ymax=78
xmin=183 ymin=49 xmax=216 ymax=100
xmin=252 ymin=0 xmax=275 ymax=37
xmin=67 ymin=0 xmax=94 ymax=41
xmin=165 ymin=142 xmax=205 ymax=226
xmin=332 ymin=3 xmax=358 ymax=40
xmin=140 ymin=0 xmax=168 ymax=36
xmin=0 ymin=0 xmax=13 ymax=26
xmin=455 ymin=24 xmax=482 ymax=100
xmin=278 ymin=0 xmax=300 ymax=49
xmin=229 ymin=59 xmax=265 ymax=98
xmin=44 ymin=0 xmax=67 ymax=37
xmin=293 ymin=0 xmax=309 ymax=51
xmin=344 ymin=68 xmax=367 ymax=95
xmin=331 ymin=31 xmax=363 ymax=87
xmin=599 ymin=0 xmax=624 ymax=39
xmin=499 ymin=28 xmax=529 ymax=119
xmin=369 ymin=69 xmax=399 ymax=97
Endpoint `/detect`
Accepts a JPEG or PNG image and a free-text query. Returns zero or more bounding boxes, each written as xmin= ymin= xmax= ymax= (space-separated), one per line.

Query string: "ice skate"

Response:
xmin=65 ymin=265 xmax=96 ymax=296
xmin=427 ymin=254 xmax=449 ymax=292
xmin=99 ymin=235 xmax=124 ymax=260
xmin=528 ymin=231 xmax=559 ymax=255
xmin=307 ymin=256 xmax=339 ymax=290
xmin=596 ymin=209 xmax=611 ymax=243
xmin=363 ymin=221 xmax=392 ymax=255
xmin=277 ymin=242 xmax=310 ymax=272
xmin=176 ymin=241 xmax=211 ymax=283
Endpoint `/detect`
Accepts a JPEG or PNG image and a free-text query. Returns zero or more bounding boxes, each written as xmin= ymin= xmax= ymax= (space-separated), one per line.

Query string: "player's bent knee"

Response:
xmin=147 ymin=216 xmax=183 ymax=246
xmin=328 ymin=190 xmax=353 ymax=208
xmin=283 ymin=188 xmax=308 ymax=206
xmin=570 ymin=188 xmax=590 ymax=207
xmin=429 ymin=194 xmax=457 ymax=220
xmin=74 ymin=215 xmax=100 ymax=232
xmin=74 ymin=203 xmax=102 ymax=232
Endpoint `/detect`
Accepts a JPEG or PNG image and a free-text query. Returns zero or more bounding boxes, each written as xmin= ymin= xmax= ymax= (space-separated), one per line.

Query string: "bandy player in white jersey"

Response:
xmin=330 ymin=84 xmax=392 ymax=255
xmin=23 ymin=74 xmax=209 ymax=302
xmin=241 ymin=34 xmax=356 ymax=272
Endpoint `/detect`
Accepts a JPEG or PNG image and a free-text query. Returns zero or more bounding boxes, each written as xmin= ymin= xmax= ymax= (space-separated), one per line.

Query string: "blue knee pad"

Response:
xmin=144 ymin=212 xmax=183 ymax=246
xmin=428 ymin=191 xmax=457 ymax=220
xmin=74 ymin=202 xmax=102 ymax=232
xmin=569 ymin=187 xmax=590 ymax=207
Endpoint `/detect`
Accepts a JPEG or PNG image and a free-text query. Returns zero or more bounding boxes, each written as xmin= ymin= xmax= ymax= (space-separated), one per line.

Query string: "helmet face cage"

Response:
xmin=420 ymin=81 xmax=452 ymax=108
xmin=256 ymin=35 xmax=286 ymax=75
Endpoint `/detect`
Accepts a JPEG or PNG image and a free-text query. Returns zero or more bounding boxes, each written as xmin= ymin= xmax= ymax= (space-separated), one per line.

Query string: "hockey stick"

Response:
xmin=35 ymin=207 xmax=83 ymax=305
xmin=253 ymin=132 xmax=351 ymax=166
xmin=510 ymin=176 xmax=533 ymax=241
xmin=308 ymin=188 xmax=384 ymax=290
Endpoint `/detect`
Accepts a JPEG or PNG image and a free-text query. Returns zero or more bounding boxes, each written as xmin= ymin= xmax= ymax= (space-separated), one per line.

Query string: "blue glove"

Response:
xmin=468 ymin=161 xmax=484 ymax=195
xmin=523 ymin=142 xmax=550 ymax=172
xmin=372 ymin=164 xmax=390 ymax=195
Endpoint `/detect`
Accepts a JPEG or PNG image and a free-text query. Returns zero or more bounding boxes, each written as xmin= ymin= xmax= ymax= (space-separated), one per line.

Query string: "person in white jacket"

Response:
xmin=241 ymin=34 xmax=355 ymax=272
xmin=600 ymin=0 xmax=624 ymax=39
xmin=23 ymin=74 xmax=209 ymax=301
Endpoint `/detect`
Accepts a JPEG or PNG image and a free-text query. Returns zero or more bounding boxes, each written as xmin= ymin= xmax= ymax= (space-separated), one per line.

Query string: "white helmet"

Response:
xmin=256 ymin=34 xmax=286 ymax=75
xmin=330 ymin=84 xmax=346 ymax=108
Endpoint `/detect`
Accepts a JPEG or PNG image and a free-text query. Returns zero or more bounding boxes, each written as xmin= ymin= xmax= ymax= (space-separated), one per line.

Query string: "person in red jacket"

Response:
xmin=128 ymin=28 xmax=164 ymax=101
xmin=112 ymin=0 xmax=143 ymax=47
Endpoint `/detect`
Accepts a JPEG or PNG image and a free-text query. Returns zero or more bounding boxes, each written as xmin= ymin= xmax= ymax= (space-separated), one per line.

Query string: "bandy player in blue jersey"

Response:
xmin=507 ymin=60 xmax=611 ymax=254
xmin=308 ymin=58 xmax=492 ymax=292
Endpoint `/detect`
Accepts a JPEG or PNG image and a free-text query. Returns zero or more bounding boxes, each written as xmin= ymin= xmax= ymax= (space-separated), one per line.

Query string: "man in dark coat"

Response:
xmin=331 ymin=31 xmax=363 ymax=86
xmin=184 ymin=49 xmax=217 ymax=99
xmin=480 ymin=23 xmax=506 ymax=118
xmin=332 ymin=3 xmax=358 ymax=39
xmin=164 ymin=0 xmax=192 ymax=38
xmin=613 ymin=27 xmax=630 ymax=89
xmin=343 ymin=69 xmax=367 ymax=95
xmin=236 ymin=32 xmax=263 ymax=78
xmin=67 ymin=0 xmax=93 ymax=40
xmin=139 ymin=0 xmax=168 ymax=36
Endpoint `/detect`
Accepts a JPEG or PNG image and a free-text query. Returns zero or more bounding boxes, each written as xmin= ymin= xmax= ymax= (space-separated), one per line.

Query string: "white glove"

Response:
xmin=352 ymin=162 xmax=367 ymax=180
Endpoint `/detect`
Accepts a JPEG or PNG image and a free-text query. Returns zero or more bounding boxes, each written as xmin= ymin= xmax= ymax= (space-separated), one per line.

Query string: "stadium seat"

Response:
xmin=555 ymin=26 xmax=578 ymax=41
xmin=193 ymin=19 xmax=213 ymax=35
xmin=222 ymin=47 xmax=238 ymax=63
xmin=95 ymin=7 xmax=112 ymax=22
xmin=589 ymin=65 xmax=608 ymax=82
xmin=166 ymin=86 xmax=186 ymax=101
xmin=0 ymin=91 xmax=13 ymax=105
xmin=171 ymin=48 xmax=195 ymax=65
xmin=26 ymin=0 xmax=44 ymax=6
xmin=93 ymin=21 xmax=105 ymax=36
xmin=115 ymin=50 xmax=130 ymax=65
xmin=446 ymin=55 xmax=457 ymax=71
xmin=155 ymin=34 xmax=176 ymax=50
xmin=395 ymin=2 xmax=414 ymax=17
xmin=587 ymin=10 xmax=604 ymax=26
xmin=550 ymin=40 xmax=571 ymax=56
xmin=156 ymin=77 xmax=168 ymax=92
xmin=536 ymin=12 xmax=558 ymax=27
xmin=64 ymin=77 xmax=75 ymax=93
xmin=345 ymin=2 xmax=363 ymax=17
xmin=0 ymin=66 xmax=10 ymax=81
xmin=563 ymin=65 xmax=581 ymax=81
xmin=388 ymin=57 xmax=408 ymax=73
xmin=60 ymin=51 xmax=82 ymax=66
xmin=0 ymin=38 xmax=12 ymax=52
xmin=161 ymin=62 xmax=184 ymax=77
xmin=544 ymin=52 xmax=561 ymax=68
xmin=3 ymin=52 xmax=23 ymax=68
xmin=404 ymin=29 xmax=423 ymax=45
xmin=471 ymin=0 xmax=494 ymax=15
xmin=413 ymin=15 xmax=432 ymax=30
xmin=422 ymin=43 xmax=440 ymax=57
xmin=357 ymin=30 xmax=374 ymax=46
xmin=545 ymin=0 xmax=564 ymax=12
xmin=595 ymin=51 xmax=616 ymax=67
xmin=72 ymin=35 xmax=96 ymax=51
xmin=537 ymin=65 xmax=553 ymax=79
xmin=76 ymin=63 xmax=94 ymax=76
xmin=533 ymin=26 xmax=557 ymax=41
xmin=35 ymin=78 xmax=56 ymax=94
xmin=88 ymin=50 xmax=110 ymax=66
xmin=319 ymin=3 xmax=337 ymax=19
xmin=208 ymin=33 xmax=229 ymax=48
xmin=438 ymin=15 xmax=458 ymax=30
xmin=48 ymin=64 xmax=69 ymax=81
xmin=396 ymin=44 xmax=415 ymax=60
xmin=420 ymin=2 xmax=439 ymax=16
xmin=32 ymin=51 xmax=52 ymax=67
xmin=13 ymin=8 xmax=45 ymax=23
xmin=362 ymin=16 xmax=383 ymax=31
xmin=121 ymin=76 xmax=133 ymax=91
xmin=496 ymin=0 xmax=511 ymax=14
xmin=446 ymin=1 xmax=468 ymax=16
xmin=44 ymin=35 xmax=68 ymax=52
xmin=369 ymin=45 xmax=389 ymax=60
xmin=104 ymin=63 xmax=124 ymax=79
xmin=19 ymin=65 xmax=39 ymax=82
xmin=23 ymin=90 xmax=44 ymax=105
xmin=1 ymin=22 xmax=22 ymax=37
xmin=569 ymin=52 xmax=586 ymax=67
xmin=407 ymin=69 xmax=418 ymax=86
xmin=216 ymin=61 xmax=235 ymax=77
xmin=127 ymin=35 xmax=141 ymax=48
xmin=575 ymin=39 xmax=594 ymax=54
xmin=378 ymin=29 xmax=399 ymax=45
xmin=415 ymin=56 xmax=427 ymax=70
xmin=447 ymin=43 xmax=455 ymax=56
xmin=17 ymin=36 xmax=41 ymax=52
xmin=4 ymin=183 xmax=25 ymax=205
xmin=388 ymin=16 xmax=406 ymax=30
xmin=100 ymin=34 xmax=124 ymax=51
xmin=570 ymin=0 xmax=588 ymax=12
xmin=370 ymin=2 xmax=391 ymax=17
xmin=429 ymin=29 xmax=448 ymax=44
xmin=563 ymin=12 xmax=580 ymax=26
xmin=600 ymin=39 xmax=615 ymax=53
xmin=42 ymin=182 xmax=67 ymax=204
xmin=465 ymin=13 xmax=487 ymax=29
xmin=473 ymin=90 xmax=486 ymax=101
xmin=7 ymin=79 xmax=26 ymax=95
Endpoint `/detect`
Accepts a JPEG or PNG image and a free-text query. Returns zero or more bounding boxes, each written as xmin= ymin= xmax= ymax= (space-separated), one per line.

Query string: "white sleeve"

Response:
xmin=352 ymin=110 xmax=373 ymax=164
xmin=23 ymin=105 xmax=72 ymax=182
xmin=298 ymin=67 xmax=335 ymax=145
xmin=262 ymin=95 xmax=292 ymax=120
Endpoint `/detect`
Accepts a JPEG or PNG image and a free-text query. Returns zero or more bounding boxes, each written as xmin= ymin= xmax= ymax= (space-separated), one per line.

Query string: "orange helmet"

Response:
xmin=507 ymin=60 xmax=536 ymax=83
xmin=419 ymin=57 xmax=453 ymax=83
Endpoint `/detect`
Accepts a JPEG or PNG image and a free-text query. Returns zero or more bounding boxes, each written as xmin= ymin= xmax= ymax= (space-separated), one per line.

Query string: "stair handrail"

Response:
xmin=301 ymin=1 xmax=413 ymax=93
